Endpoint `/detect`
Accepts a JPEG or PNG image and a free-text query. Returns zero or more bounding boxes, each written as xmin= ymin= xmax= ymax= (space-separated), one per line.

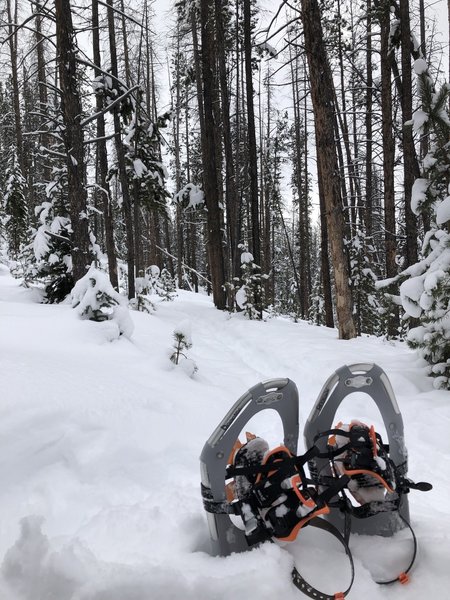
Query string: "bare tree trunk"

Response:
xmin=6 ymin=0 xmax=25 ymax=177
xmin=106 ymin=0 xmax=135 ymax=299
xmin=216 ymin=0 xmax=240 ymax=281
xmin=198 ymin=0 xmax=227 ymax=308
xmin=380 ymin=0 xmax=399 ymax=336
xmin=300 ymin=0 xmax=356 ymax=339
xmin=317 ymin=156 xmax=334 ymax=329
xmin=243 ymin=0 xmax=261 ymax=268
xmin=365 ymin=0 xmax=373 ymax=238
xmin=92 ymin=0 xmax=118 ymax=289
xmin=400 ymin=0 xmax=418 ymax=267
xmin=55 ymin=0 xmax=91 ymax=282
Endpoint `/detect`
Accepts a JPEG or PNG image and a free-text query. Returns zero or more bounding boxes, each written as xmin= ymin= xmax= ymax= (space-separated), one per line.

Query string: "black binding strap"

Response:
xmin=375 ymin=515 xmax=418 ymax=585
xmin=291 ymin=517 xmax=354 ymax=600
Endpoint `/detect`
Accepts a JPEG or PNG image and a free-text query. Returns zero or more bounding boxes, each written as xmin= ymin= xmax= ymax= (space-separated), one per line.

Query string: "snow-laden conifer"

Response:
xmin=169 ymin=319 xmax=197 ymax=377
xmin=379 ymin=59 xmax=450 ymax=388
xmin=71 ymin=266 xmax=134 ymax=338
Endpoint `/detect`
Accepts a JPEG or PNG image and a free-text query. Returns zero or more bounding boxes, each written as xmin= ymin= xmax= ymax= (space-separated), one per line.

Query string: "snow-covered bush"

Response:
xmin=169 ymin=320 xmax=197 ymax=377
xmin=235 ymin=245 xmax=267 ymax=320
xmin=131 ymin=274 xmax=156 ymax=313
xmin=33 ymin=202 xmax=73 ymax=303
xmin=347 ymin=230 xmax=382 ymax=336
xmin=71 ymin=267 xmax=134 ymax=338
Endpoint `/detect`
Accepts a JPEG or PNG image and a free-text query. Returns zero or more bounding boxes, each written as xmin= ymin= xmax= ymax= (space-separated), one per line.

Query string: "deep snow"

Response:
xmin=0 ymin=266 xmax=449 ymax=599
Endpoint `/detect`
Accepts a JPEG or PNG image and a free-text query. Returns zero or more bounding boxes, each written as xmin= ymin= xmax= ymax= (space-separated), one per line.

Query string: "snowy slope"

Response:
xmin=0 ymin=266 xmax=449 ymax=600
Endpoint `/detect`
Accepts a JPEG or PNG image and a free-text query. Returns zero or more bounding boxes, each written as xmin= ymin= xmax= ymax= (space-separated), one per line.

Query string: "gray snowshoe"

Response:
xmin=304 ymin=363 xmax=409 ymax=537
xmin=200 ymin=378 xmax=299 ymax=556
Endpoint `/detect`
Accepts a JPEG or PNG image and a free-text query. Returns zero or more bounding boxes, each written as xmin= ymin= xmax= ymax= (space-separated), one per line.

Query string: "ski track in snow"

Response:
xmin=0 ymin=269 xmax=449 ymax=599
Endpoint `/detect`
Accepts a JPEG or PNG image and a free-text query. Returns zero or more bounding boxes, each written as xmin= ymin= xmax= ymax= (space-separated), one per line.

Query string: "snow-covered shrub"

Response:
xmin=169 ymin=320 xmax=197 ymax=377
xmin=33 ymin=203 xmax=73 ymax=303
xmin=131 ymin=274 xmax=156 ymax=313
xmin=235 ymin=245 xmax=267 ymax=319
xmin=71 ymin=267 xmax=134 ymax=338
xmin=157 ymin=267 xmax=177 ymax=301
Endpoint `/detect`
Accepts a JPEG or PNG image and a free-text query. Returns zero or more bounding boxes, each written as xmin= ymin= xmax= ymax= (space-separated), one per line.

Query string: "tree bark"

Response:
xmin=197 ymin=0 xmax=227 ymax=308
xmin=380 ymin=0 xmax=399 ymax=336
xmin=216 ymin=0 xmax=240 ymax=281
xmin=243 ymin=0 xmax=261 ymax=268
xmin=55 ymin=0 xmax=91 ymax=282
xmin=6 ymin=0 xmax=25 ymax=178
xmin=399 ymin=0 xmax=418 ymax=267
xmin=106 ymin=0 xmax=135 ymax=298
xmin=92 ymin=0 xmax=118 ymax=289
xmin=300 ymin=0 xmax=356 ymax=339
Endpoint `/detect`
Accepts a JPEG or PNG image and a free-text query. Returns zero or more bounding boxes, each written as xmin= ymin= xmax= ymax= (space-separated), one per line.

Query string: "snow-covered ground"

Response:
xmin=0 ymin=265 xmax=449 ymax=599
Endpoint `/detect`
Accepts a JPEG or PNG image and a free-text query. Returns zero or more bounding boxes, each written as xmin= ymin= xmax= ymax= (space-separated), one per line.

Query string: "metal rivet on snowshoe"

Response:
xmin=216 ymin=452 xmax=224 ymax=459
xmin=344 ymin=375 xmax=373 ymax=388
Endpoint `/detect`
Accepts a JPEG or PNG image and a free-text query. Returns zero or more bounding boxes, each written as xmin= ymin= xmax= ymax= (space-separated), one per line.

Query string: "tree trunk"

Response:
xmin=106 ymin=0 xmax=135 ymax=299
xmin=197 ymin=0 xmax=227 ymax=309
xmin=300 ymin=0 xmax=356 ymax=339
xmin=243 ymin=0 xmax=261 ymax=268
xmin=55 ymin=0 xmax=91 ymax=282
xmin=380 ymin=0 xmax=399 ymax=336
xmin=92 ymin=0 xmax=118 ymax=289
xmin=365 ymin=0 xmax=373 ymax=238
xmin=6 ymin=0 xmax=25 ymax=178
xmin=216 ymin=0 xmax=240 ymax=281
xmin=317 ymin=156 xmax=334 ymax=329
xmin=399 ymin=0 xmax=418 ymax=267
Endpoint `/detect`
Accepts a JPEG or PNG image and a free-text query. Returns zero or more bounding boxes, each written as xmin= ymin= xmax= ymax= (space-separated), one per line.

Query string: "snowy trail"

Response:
xmin=0 ymin=270 xmax=449 ymax=599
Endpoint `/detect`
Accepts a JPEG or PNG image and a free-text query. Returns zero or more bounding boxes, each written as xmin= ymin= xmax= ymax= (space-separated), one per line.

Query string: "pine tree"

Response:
xmin=2 ymin=153 xmax=28 ymax=262
xmin=347 ymin=230 xmax=382 ymax=335
xmin=235 ymin=245 xmax=267 ymax=319
xmin=394 ymin=59 xmax=450 ymax=388
xmin=71 ymin=266 xmax=134 ymax=337
xmin=169 ymin=320 xmax=197 ymax=376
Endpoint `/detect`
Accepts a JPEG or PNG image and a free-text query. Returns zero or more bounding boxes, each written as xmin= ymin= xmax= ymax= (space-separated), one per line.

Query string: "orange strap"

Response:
xmin=398 ymin=572 xmax=410 ymax=585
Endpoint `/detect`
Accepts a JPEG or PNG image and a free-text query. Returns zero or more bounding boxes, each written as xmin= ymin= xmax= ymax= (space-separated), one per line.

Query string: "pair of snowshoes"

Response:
xmin=200 ymin=364 xmax=432 ymax=599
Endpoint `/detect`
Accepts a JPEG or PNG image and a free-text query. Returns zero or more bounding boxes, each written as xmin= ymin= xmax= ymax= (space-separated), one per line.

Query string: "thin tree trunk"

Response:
xmin=400 ymin=0 xmax=418 ymax=267
xmin=106 ymin=0 xmax=135 ymax=298
xmin=380 ymin=0 xmax=399 ymax=336
xmin=365 ymin=0 xmax=373 ymax=238
xmin=92 ymin=0 xmax=118 ymax=289
xmin=243 ymin=0 xmax=261 ymax=268
xmin=6 ymin=0 xmax=25 ymax=177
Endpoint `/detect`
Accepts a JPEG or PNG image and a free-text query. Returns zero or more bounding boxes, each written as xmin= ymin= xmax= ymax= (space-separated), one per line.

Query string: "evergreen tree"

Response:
xmin=235 ymin=245 xmax=267 ymax=319
xmin=347 ymin=230 xmax=382 ymax=335
xmin=392 ymin=58 xmax=450 ymax=388
xmin=2 ymin=153 xmax=28 ymax=262
xmin=169 ymin=320 xmax=197 ymax=376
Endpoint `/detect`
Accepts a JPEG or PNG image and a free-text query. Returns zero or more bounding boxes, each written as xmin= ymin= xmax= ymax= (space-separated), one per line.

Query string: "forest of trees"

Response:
xmin=0 ymin=0 xmax=449 ymax=387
